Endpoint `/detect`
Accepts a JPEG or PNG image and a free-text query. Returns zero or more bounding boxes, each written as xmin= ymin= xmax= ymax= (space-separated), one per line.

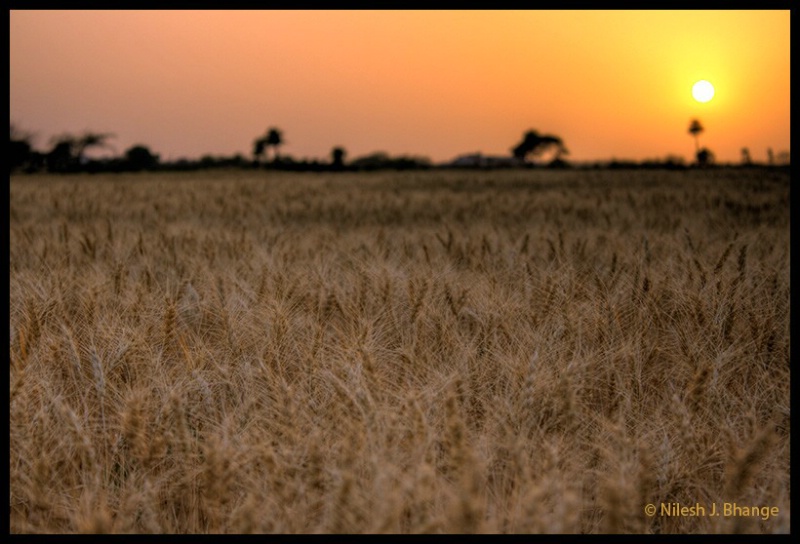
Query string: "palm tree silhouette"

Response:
xmin=688 ymin=119 xmax=704 ymax=153
xmin=265 ymin=128 xmax=283 ymax=162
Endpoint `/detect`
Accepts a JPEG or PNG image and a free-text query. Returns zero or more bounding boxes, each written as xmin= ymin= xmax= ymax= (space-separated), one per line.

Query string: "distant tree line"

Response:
xmin=9 ymin=126 xmax=162 ymax=174
xmin=8 ymin=124 xmax=434 ymax=174
xmin=9 ymin=122 xmax=789 ymax=175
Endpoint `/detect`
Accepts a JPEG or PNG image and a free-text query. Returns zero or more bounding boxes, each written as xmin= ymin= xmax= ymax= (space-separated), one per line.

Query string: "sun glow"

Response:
xmin=692 ymin=80 xmax=715 ymax=103
xmin=9 ymin=11 xmax=789 ymax=163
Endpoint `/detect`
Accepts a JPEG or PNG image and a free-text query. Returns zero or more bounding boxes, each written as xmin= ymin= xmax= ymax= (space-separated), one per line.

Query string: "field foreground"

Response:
xmin=9 ymin=169 xmax=790 ymax=533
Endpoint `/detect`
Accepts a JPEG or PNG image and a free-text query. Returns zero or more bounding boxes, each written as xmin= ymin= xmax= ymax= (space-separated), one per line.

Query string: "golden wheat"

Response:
xmin=9 ymin=168 xmax=789 ymax=533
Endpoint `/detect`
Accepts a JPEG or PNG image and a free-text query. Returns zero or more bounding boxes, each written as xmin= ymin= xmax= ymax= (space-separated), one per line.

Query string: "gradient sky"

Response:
xmin=10 ymin=10 xmax=790 ymax=164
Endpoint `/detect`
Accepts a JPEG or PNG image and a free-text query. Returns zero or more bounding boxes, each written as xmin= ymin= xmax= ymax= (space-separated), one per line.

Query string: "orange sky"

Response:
xmin=9 ymin=10 xmax=790 ymax=164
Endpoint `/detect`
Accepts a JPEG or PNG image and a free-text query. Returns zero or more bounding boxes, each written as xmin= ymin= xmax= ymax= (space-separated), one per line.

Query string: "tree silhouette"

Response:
xmin=45 ymin=131 xmax=115 ymax=172
xmin=253 ymin=137 xmax=266 ymax=164
xmin=76 ymin=132 xmax=115 ymax=161
xmin=46 ymin=136 xmax=78 ymax=172
xmin=125 ymin=145 xmax=160 ymax=171
xmin=696 ymin=147 xmax=714 ymax=167
xmin=253 ymin=127 xmax=284 ymax=164
xmin=10 ymin=124 xmax=33 ymax=173
xmin=331 ymin=146 xmax=347 ymax=169
xmin=740 ymin=147 xmax=752 ymax=165
xmin=265 ymin=128 xmax=283 ymax=162
xmin=511 ymin=130 xmax=568 ymax=164
xmin=688 ymin=119 xmax=704 ymax=153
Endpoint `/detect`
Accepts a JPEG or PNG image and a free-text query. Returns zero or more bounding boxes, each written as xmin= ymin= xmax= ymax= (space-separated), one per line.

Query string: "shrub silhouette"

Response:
xmin=125 ymin=145 xmax=160 ymax=171
xmin=696 ymin=147 xmax=714 ymax=167
xmin=9 ymin=140 xmax=31 ymax=172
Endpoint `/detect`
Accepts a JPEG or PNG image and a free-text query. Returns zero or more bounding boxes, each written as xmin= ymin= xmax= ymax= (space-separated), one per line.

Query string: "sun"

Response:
xmin=692 ymin=80 xmax=715 ymax=103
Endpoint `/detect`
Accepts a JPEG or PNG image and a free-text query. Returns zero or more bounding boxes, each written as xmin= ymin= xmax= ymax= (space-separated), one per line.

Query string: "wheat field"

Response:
xmin=9 ymin=168 xmax=790 ymax=533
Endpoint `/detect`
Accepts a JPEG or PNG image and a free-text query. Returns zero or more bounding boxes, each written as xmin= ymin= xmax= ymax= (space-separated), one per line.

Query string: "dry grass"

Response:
xmin=9 ymin=168 xmax=790 ymax=533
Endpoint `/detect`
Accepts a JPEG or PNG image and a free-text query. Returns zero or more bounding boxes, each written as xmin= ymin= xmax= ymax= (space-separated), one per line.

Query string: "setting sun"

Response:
xmin=9 ymin=10 xmax=789 ymax=164
xmin=7 ymin=10 xmax=793 ymax=535
xmin=692 ymin=80 xmax=715 ymax=103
